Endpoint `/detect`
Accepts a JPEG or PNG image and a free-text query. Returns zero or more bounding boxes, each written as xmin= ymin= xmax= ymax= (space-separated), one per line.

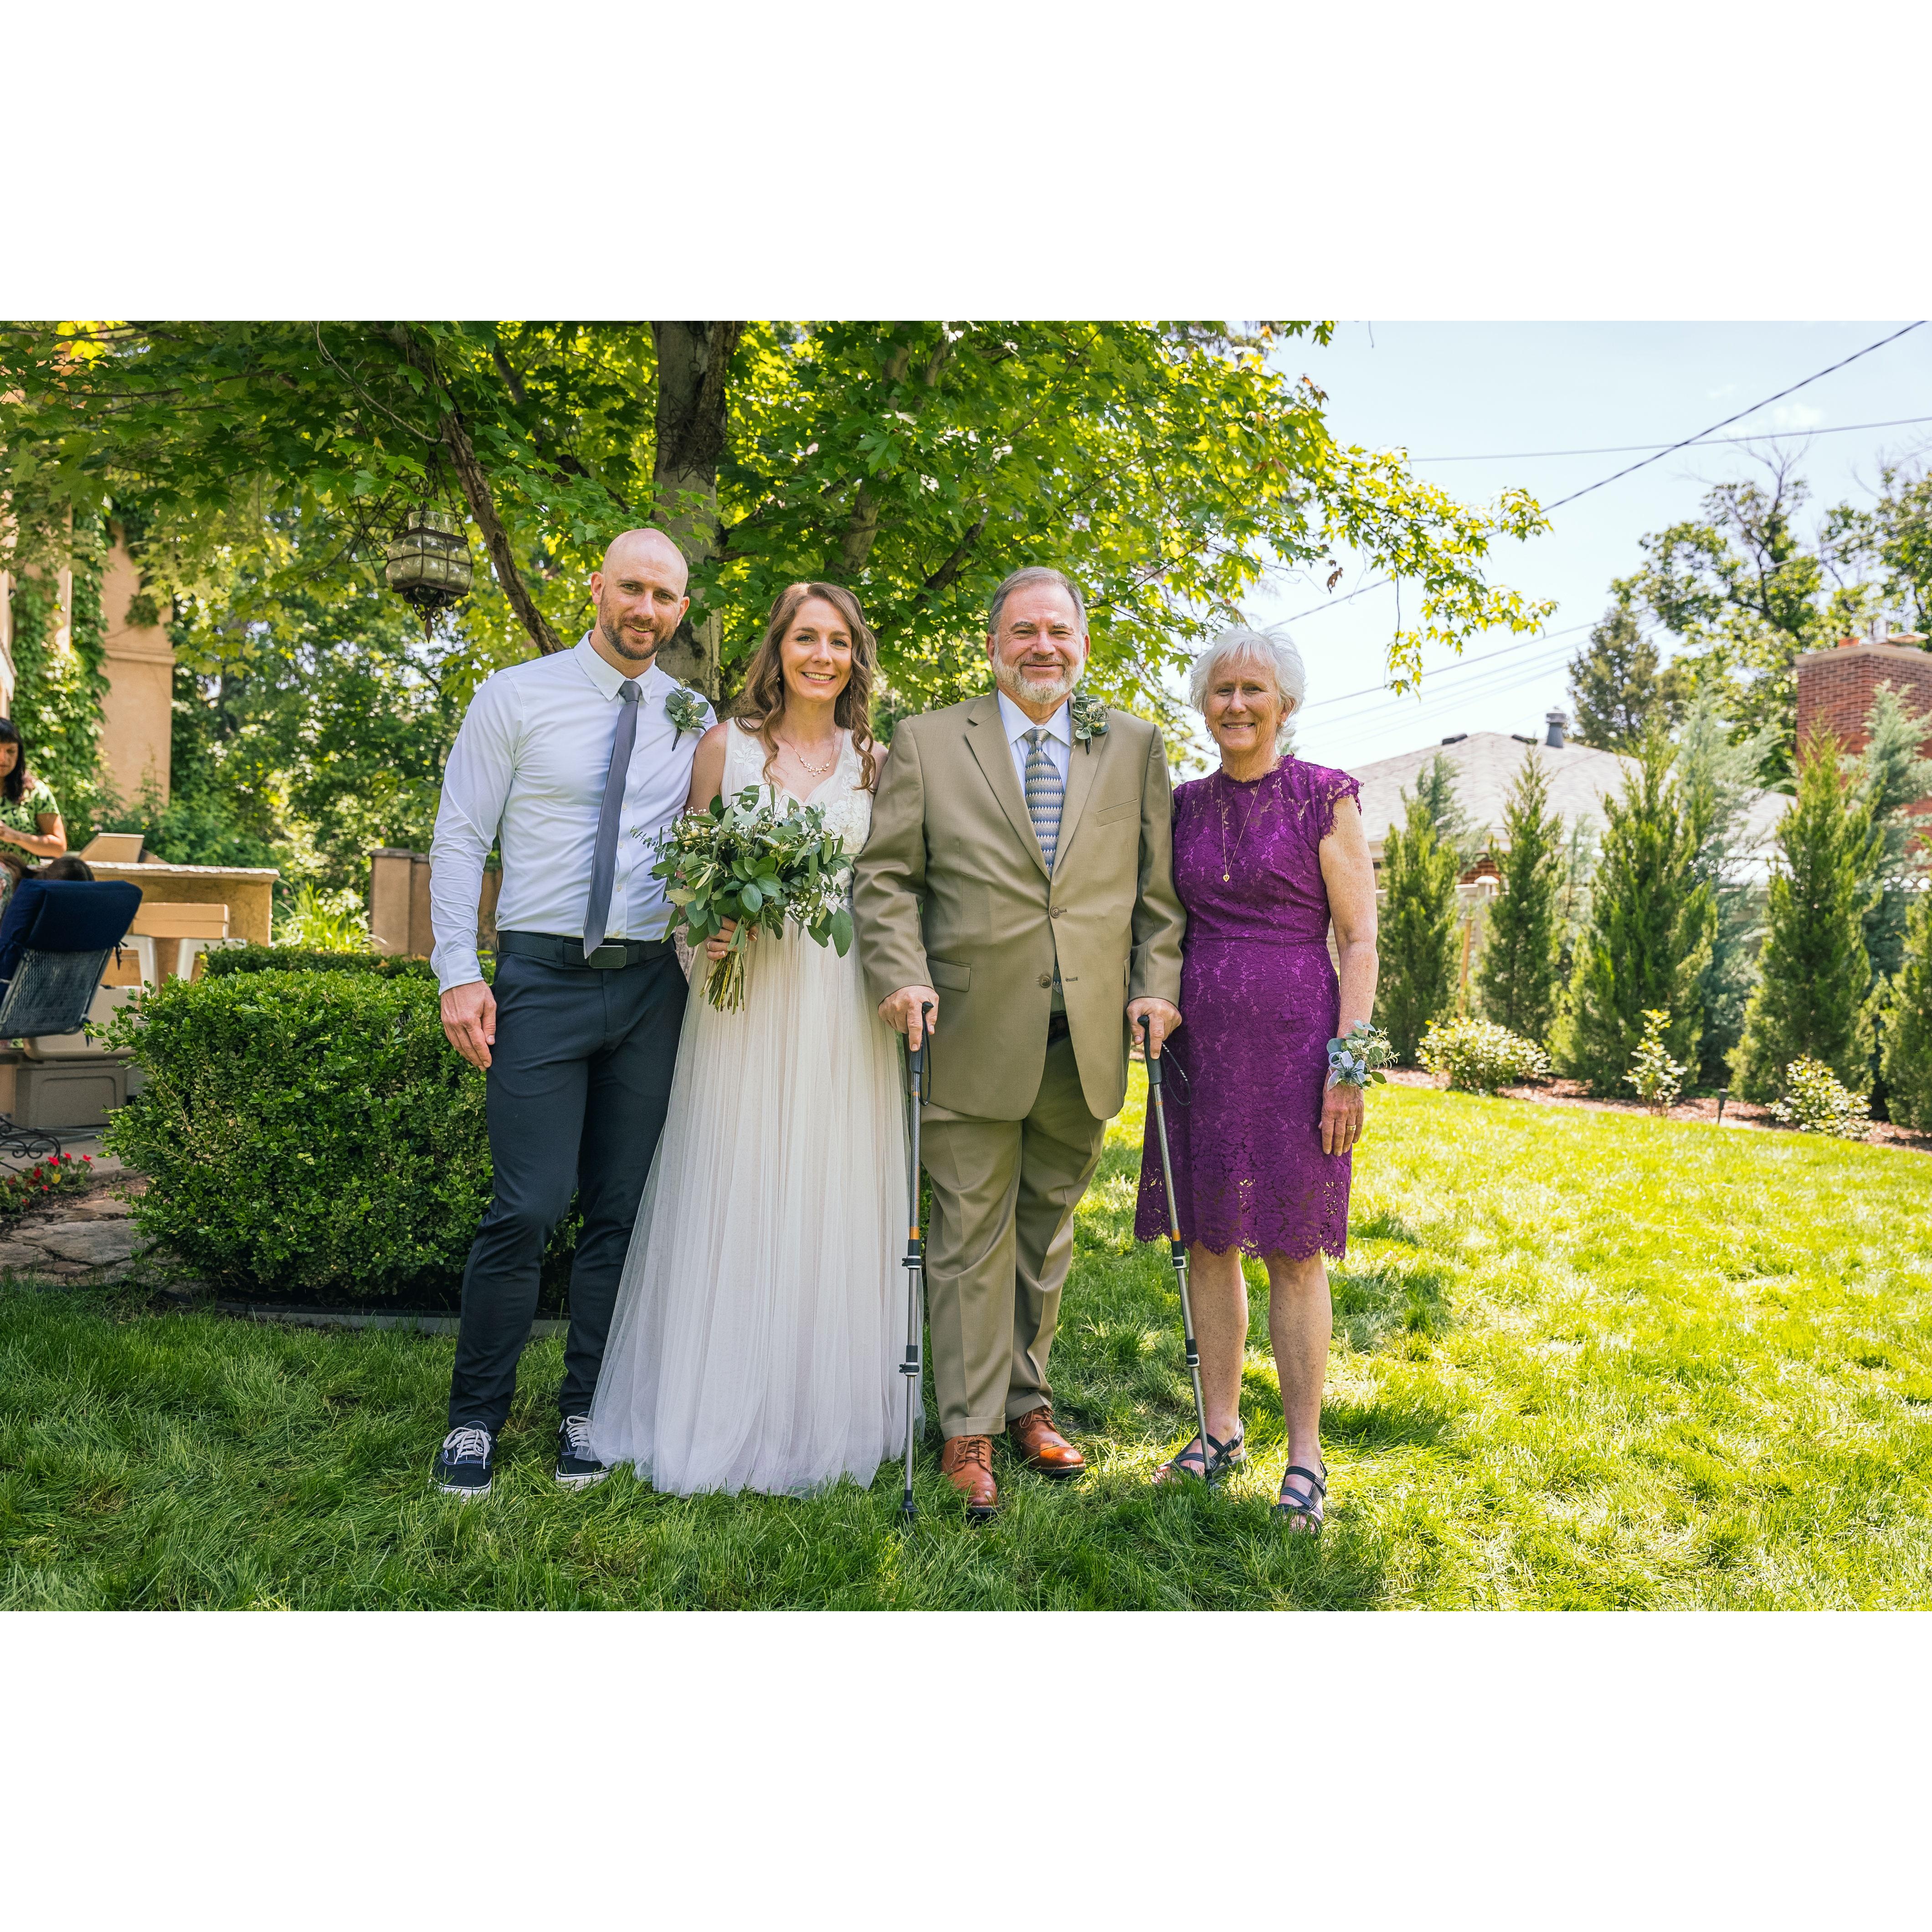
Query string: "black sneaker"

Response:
xmin=433 ymin=1423 xmax=494 ymax=1500
xmin=556 ymin=1414 xmax=608 ymax=1490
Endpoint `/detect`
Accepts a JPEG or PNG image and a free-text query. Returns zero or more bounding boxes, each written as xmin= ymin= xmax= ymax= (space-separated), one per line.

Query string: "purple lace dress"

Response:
xmin=1135 ymin=759 xmax=1361 ymax=1261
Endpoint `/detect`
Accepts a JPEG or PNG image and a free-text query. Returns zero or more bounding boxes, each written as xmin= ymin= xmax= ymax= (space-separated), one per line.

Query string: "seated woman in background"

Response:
xmin=1134 ymin=627 xmax=1379 ymax=1533
xmin=0 ymin=721 xmax=67 ymax=865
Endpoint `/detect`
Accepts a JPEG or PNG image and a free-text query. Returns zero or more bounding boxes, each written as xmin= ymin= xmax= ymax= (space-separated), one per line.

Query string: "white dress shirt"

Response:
xmin=429 ymin=635 xmax=713 ymax=991
xmin=995 ymin=689 xmax=1071 ymax=794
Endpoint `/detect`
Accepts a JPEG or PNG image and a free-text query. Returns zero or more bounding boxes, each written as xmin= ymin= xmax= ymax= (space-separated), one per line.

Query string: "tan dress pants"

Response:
xmin=919 ymin=1033 xmax=1109 ymax=1438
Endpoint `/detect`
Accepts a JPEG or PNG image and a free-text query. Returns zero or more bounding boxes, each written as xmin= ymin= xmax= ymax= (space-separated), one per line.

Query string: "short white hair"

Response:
xmin=1188 ymin=627 xmax=1306 ymax=749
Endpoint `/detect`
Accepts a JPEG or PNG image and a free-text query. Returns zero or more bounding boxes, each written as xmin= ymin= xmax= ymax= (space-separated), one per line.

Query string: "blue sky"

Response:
xmin=1243 ymin=322 xmax=1932 ymax=771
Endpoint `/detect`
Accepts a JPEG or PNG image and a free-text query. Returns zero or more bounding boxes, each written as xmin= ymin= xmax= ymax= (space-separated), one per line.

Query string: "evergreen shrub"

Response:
xmin=103 ymin=971 xmax=492 ymax=1297
xmin=1377 ymin=790 xmax=1461 ymax=1064
xmin=1732 ymin=730 xmax=1876 ymax=1100
xmin=1476 ymin=755 xmax=1562 ymax=1042
xmin=1418 ymin=1017 xmax=1550 ymax=1094
xmin=202 ymin=945 xmax=444 ymax=982
xmin=1560 ymin=732 xmax=1713 ymax=1094
xmin=1881 ymin=892 xmax=1932 ymax=1130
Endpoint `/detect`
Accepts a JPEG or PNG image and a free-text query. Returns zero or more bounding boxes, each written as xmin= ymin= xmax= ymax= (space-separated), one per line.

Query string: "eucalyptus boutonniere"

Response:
xmin=665 ymin=685 xmax=709 ymax=739
xmin=1067 ymin=690 xmax=1110 ymax=752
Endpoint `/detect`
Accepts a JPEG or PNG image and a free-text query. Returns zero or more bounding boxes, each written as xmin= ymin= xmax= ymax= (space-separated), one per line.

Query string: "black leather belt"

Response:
xmin=496 ymin=930 xmax=674 ymax=971
xmin=1047 ymin=1011 xmax=1070 ymax=1043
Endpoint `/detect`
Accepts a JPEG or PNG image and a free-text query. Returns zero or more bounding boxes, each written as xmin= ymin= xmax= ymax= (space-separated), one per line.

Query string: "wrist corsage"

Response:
xmin=1326 ymin=1020 xmax=1392 ymax=1090
xmin=1068 ymin=690 xmax=1110 ymax=751
xmin=665 ymin=686 xmax=709 ymax=738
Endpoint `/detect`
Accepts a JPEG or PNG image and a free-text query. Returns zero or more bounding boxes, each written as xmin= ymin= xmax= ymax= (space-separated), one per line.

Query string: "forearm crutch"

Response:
xmin=899 ymin=1002 xmax=935 ymax=1528
xmin=1141 ymin=1012 xmax=1214 ymax=1482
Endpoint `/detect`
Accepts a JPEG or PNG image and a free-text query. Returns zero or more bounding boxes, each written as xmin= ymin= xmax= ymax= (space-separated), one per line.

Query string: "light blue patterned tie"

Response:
xmin=1023 ymin=727 xmax=1064 ymax=869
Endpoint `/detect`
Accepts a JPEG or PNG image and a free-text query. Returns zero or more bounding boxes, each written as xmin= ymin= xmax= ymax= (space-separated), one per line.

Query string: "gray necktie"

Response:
xmin=581 ymin=679 xmax=641 ymax=955
xmin=1024 ymin=727 xmax=1064 ymax=869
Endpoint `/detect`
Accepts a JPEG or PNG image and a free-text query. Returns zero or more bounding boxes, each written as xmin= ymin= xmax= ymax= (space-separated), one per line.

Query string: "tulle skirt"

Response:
xmin=588 ymin=921 xmax=912 ymax=1497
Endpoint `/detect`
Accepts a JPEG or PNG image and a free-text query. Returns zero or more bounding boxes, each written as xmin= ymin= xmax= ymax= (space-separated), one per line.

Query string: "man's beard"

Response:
xmin=599 ymin=603 xmax=662 ymax=665
xmin=994 ymin=659 xmax=1076 ymax=708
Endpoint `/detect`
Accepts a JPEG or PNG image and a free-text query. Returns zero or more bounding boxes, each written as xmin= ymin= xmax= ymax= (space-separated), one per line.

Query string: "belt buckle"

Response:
xmin=584 ymin=942 xmax=628 ymax=970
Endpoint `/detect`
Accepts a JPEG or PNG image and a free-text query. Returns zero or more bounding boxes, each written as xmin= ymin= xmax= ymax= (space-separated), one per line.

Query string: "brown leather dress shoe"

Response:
xmin=1008 ymin=1407 xmax=1085 ymax=1480
xmin=939 ymin=1434 xmax=1000 ymax=1520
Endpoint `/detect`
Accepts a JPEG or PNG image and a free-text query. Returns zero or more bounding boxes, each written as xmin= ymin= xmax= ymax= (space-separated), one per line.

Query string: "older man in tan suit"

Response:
xmin=853 ymin=566 xmax=1186 ymax=1518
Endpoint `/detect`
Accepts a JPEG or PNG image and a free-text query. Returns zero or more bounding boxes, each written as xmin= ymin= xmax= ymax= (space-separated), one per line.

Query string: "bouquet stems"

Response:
xmin=704 ymin=926 xmax=756 ymax=1012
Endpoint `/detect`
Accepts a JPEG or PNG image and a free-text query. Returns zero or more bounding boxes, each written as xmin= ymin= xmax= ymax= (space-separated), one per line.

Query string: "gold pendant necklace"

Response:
xmin=1216 ymin=766 xmax=1277 ymax=881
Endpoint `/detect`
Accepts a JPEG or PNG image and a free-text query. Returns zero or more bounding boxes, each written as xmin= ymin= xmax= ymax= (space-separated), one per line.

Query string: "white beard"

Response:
xmin=996 ymin=663 xmax=1077 ymax=709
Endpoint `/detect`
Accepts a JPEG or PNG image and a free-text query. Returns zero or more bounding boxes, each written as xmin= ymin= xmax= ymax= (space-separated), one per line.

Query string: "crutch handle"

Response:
xmin=1140 ymin=1009 xmax=1162 ymax=1088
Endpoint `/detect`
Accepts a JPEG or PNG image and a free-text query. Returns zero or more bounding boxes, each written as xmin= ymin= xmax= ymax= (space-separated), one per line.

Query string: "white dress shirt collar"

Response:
xmin=573 ymin=632 xmax=670 ymax=702
xmin=996 ymin=689 xmax=1071 ymax=749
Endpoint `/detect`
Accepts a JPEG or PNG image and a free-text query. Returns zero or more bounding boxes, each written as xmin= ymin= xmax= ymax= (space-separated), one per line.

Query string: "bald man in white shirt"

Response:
xmin=427 ymin=529 xmax=714 ymax=1500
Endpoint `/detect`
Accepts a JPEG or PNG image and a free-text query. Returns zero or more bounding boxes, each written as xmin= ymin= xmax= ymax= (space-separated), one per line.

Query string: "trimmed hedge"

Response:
xmin=104 ymin=970 xmax=496 ymax=1298
xmin=203 ymin=945 xmax=443 ymax=981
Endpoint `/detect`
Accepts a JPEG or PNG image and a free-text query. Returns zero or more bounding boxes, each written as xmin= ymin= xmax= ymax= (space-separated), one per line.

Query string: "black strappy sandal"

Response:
xmin=1274 ymin=1460 xmax=1327 ymax=1533
xmin=1154 ymin=1428 xmax=1245 ymax=1485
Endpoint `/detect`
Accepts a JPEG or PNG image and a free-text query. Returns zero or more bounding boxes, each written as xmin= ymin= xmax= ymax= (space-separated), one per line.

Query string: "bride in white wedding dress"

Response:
xmin=588 ymin=582 xmax=911 ymax=1497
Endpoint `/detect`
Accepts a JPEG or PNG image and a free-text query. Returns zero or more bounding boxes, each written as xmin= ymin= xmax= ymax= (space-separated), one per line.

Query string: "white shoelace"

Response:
xmin=442 ymin=1425 xmax=492 ymax=1465
xmin=562 ymin=1415 xmax=596 ymax=1458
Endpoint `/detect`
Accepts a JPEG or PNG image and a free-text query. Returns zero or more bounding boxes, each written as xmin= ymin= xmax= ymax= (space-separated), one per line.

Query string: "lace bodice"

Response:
xmin=722 ymin=718 xmax=872 ymax=856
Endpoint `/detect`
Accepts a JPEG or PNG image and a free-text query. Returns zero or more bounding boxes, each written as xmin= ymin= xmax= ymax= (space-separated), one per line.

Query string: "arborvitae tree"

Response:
xmin=1732 ymin=728 xmax=1878 ymax=1101
xmin=1881 ymin=891 xmax=1932 ymax=1130
xmin=1553 ymin=814 xmax=1598 ymax=984
xmin=1674 ymin=690 xmax=1780 ymax=1084
xmin=1854 ymin=686 xmax=1932 ymax=987
xmin=1412 ymin=750 xmax=1486 ymax=871
xmin=1378 ymin=788 xmax=1461 ymax=1064
xmin=1476 ymin=754 xmax=1562 ymax=1042
xmin=1567 ymin=600 xmax=1691 ymax=751
xmin=1560 ymin=730 xmax=1715 ymax=1093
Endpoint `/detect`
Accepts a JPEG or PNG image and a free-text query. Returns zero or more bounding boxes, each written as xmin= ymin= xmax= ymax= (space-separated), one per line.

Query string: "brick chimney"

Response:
xmin=1795 ymin=637 xmax=1932 ymax=836
xmin=1796 ymin=637 xmax=1932 ymax=758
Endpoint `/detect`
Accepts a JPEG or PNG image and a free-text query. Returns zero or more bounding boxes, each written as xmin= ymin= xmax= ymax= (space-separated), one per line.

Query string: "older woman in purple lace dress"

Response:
xmin=1134 ymin=627 xmax=1378 ymax=1530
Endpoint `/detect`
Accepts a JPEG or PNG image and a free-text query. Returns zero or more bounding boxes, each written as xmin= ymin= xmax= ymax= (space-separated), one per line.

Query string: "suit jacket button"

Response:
xmin=1049 ymin=905 xmax=1062 ymax=917
xmin=1038 ymin=974 xmax=1053 ymax=988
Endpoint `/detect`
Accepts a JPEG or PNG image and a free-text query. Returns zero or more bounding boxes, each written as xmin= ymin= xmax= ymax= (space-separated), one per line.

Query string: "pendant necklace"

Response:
xmin=1216 ymin=763 xmax=1278 ymax=882
xmin=782 ymin=733 xmax=841 ymax=777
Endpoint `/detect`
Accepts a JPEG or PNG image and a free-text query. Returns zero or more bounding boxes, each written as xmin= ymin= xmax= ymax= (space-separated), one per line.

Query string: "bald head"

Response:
xmin=602 ymin=526 xmax=688 ymax=588
xmin=589 ymin=528 xmax=691 ymax=672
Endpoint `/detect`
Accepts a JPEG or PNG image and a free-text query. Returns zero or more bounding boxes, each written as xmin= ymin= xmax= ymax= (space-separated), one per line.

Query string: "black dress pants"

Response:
xmin=447 ymin=949 xmax=685 ymax=1433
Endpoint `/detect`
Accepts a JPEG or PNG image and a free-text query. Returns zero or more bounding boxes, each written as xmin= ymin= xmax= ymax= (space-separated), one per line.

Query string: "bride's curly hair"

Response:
xmin=733 ymin=581 xmax=880 ymax=791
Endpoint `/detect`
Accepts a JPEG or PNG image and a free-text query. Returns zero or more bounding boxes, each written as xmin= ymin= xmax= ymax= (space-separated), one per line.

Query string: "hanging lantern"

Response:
xmin=384 ymin=506 xmax=474 ymax=624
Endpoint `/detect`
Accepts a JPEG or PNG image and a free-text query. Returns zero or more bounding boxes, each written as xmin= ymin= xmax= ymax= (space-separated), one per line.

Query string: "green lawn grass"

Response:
xmin=5 ymin=1079 xmax=1931 ymax=1609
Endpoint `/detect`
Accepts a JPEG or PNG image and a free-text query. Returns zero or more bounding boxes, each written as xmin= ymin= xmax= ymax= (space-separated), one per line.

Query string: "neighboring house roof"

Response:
xmin=1345 ymin=731 xmax=1790 ymax=880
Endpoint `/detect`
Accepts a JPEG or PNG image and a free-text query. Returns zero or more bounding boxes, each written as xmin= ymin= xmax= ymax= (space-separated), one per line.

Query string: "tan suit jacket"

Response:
xmin=853 ymin=693 xmax=1186 ymax=1121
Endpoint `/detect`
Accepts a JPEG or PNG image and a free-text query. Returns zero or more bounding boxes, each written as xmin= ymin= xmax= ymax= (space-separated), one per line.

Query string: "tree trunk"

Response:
xmin=650 ymin=321 xmax=743 ymax=695
xmin=442 ymin=410 xmax=563 ymax=656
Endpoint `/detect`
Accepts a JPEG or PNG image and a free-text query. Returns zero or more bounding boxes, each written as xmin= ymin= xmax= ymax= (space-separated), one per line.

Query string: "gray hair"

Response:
xmin=987 ymin=565 xmax=1086 ymax=635
xmin=1188 ymin=627 xmax=1306 ymax=749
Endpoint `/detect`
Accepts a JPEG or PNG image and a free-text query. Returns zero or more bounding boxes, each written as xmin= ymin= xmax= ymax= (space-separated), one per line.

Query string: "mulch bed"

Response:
xmin=1384 ymin=1068 xmax=1932 ymax=1153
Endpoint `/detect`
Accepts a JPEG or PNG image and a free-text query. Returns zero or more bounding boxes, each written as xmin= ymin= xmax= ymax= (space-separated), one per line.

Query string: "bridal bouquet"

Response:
xmin=652 ymin=784 xmax=856 ymax=1011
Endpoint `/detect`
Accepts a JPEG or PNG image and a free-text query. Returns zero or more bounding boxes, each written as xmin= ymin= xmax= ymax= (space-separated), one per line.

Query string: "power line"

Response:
xmin=1307 ymin=639 xmax=1583 ymax=736
xmin=1297 ymin=621 xmax=1592 ymax=713
xmin=1280 ymin=323 xmax=1927 ymax=628
xmin=1539 ymin=320 xmax=1926 ymax=511
xmin=1410 ymin=410 xmax=1932 ymax=465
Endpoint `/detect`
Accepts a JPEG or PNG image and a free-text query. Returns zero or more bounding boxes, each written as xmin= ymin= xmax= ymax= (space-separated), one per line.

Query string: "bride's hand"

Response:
xmin=705 ymin=917 xmax=756 ymax=962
